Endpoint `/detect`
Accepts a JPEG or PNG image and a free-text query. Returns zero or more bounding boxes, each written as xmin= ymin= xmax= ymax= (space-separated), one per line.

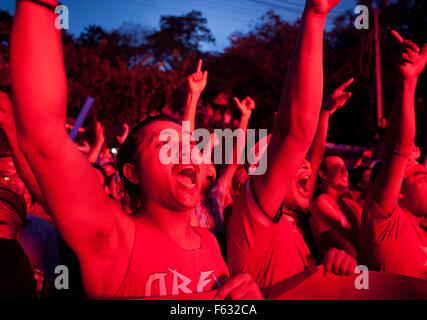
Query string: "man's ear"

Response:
xmin=123 ymin=163 xmax=139 ymax=184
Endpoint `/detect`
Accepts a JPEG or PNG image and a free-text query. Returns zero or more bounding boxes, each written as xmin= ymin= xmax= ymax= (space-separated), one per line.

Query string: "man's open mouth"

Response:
xmin=175 ymin=165 xmax=198 ymax=188
xmin=296 ymin=174 xmax=310 ymax=194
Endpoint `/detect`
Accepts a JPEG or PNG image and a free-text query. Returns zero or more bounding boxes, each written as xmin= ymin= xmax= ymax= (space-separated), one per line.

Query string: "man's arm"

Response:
xmin=311 ymin=196 xmax=351 ymax=230
xmin=310 ymin=197 xmax=358 ymax=258
xmin=306 ymin=78 xmax=354 ymax=197
xmin=221 ymin=96 xmax=255 ymax=189
xmin=87 ymin=122 xmax=105 ymax=164
xmin=370 ymin=31 xmax=427 ymax=216
xmin=251 ymin=0 xmax=341 ymax=219
xmin=0 ymin=91 xmax=45 ymax=207
xmin=10 ymin=0 xmax=130 ymax=265
xmin=183 ymin=59 xmax=207 ymax=133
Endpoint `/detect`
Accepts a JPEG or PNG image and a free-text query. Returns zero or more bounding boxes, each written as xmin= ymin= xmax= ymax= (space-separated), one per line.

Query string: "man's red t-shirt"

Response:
xmin=359 ymin=198 xmax=427 ymax=280
xmin=226 ymin=179 xmax=317 ymax=300
xmin=114 ymin=219 xmax=230 ymax=299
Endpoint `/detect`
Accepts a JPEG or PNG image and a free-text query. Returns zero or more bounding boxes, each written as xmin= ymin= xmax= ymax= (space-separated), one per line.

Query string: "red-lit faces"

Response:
xmin=0 ymin=157 xmax=31 ymax=209
xmin=322 ymin=156 xmax=349 ymax=191
xmin=135 ymin=121 xmax=203 ymax=211
xmin=284 ymin=159 xmax=312 ymax=210
xmin=360 ymin=168 xmax=372 ymax=191
xmin=402 ymin=170 xmax=427 ymax=218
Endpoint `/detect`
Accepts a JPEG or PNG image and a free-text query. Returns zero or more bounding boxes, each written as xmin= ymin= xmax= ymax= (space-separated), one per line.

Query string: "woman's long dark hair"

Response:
xmin=116 ymin=115 xmax=179 ymax=212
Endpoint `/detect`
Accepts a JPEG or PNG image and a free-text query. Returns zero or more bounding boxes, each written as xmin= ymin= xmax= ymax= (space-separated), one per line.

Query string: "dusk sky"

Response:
xmin=1 ymin=0 xmax=358 ymax=51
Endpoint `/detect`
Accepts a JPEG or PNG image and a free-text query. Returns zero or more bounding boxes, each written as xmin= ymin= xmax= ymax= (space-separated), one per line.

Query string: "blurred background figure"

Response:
xmin=0 ymin=172 xmax=36 ymax=298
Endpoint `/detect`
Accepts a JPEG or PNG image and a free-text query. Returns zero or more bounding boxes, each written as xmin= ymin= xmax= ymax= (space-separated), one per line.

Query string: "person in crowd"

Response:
xmin=86 ymin=120 xmax=124 ymax=201
xmin=226 ymin=0 xmax=357 ymax=300
xmin=348 ymin=165 xmax=372 ymax=208
xmin=19 ymin=212 xmax=61 ymax=298
xmin=353 ymin=150 xmax=373 ymax=170
xmin=0 ymin=181 xmax=36 ymax=298
xmin=98 ymin=145 xmax=115 ymax=166
xmin=359 ymin=30 xmax=427 ymax=280
xmin=183 ymin=59 xmax=255 ymax=234
xmin=102 ymin=163 xmax=118 ymax=195
xmin=9 ymin=0 xmax=263 ymax=299
xmin=0 ymin=155 xmax=61 ymax=298
xmin=1 ymin=92 xmax=62 ymax=297
xmin=309 ymin=153 xmax=362 ymax=259
xmin=0 ymin=91 xmax=45 ymax=209
xmin=214 ymin=109 xmax=222 ymax=126
xmin=306 ymin=77 xmax=362 ymax=260
xmin=223 ymin=109 xmax=232 ymax=126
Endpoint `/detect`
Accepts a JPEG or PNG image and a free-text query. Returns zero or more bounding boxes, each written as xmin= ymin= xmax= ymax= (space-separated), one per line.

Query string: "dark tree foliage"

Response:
xmin=77 ymin=25 xmax=108 ymax=46
xmin=0 ymin=10 xmax=12 ymax=91
xmin=0 ymin=2 xmax=425 ymax=152
xmin=325 ymin=0 xmax=426 ymax=151
xmin=145 ymin=10 xmax=215 ymax=66
xmin=207 ymin=11 xmax=300 ymax=130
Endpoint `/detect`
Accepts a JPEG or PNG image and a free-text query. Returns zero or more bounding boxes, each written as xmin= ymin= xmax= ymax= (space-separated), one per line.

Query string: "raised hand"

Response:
xmin=322 ymin=247 xmax=357 ymax=276
xmin=116 ymin=123 xmax=129 ymax=145
xmin=234 ymin=96 xmax=256 ymax=118
xmin=213 ymin=273 xmax=264 ymax=300
xmin=187 ymin=59 xmax=208 ymax=95
xmin=390 ymin=30 xmax=427 ymax=80
xmin=410 ymin=144 xmax=421 ymax=161
xmin=305 ymin=0 xmax=341 ymax=15
xmin=95 ymin=121 xmax=105 ymax=144
xmin=323 ymin=78 xmax=354 ymax=115
xmin=0 ymin=91 xmax=14 ymax=131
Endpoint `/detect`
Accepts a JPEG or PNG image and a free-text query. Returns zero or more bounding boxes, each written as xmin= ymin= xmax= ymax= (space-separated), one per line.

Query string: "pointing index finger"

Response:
xmin=390 ymin=30 xmax=404 ymax=44
xmin=197 ymin=59 xmax=203 ymax=72
xmin=338 ymin=77 xmax=354 ymax=91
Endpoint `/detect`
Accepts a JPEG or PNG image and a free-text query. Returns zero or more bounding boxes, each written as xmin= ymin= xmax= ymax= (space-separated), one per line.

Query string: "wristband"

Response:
xmin=17 ymin=0 xmax=58 ymax=12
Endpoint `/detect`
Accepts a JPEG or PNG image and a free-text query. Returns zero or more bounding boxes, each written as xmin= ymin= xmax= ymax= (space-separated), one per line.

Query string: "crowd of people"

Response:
xmin=0 ymin=0 xmax=426 ymax=299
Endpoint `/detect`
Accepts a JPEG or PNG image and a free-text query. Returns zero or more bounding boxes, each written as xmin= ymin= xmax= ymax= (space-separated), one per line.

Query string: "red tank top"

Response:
xmin=115 ymin=219 xmax=229 ymax=299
